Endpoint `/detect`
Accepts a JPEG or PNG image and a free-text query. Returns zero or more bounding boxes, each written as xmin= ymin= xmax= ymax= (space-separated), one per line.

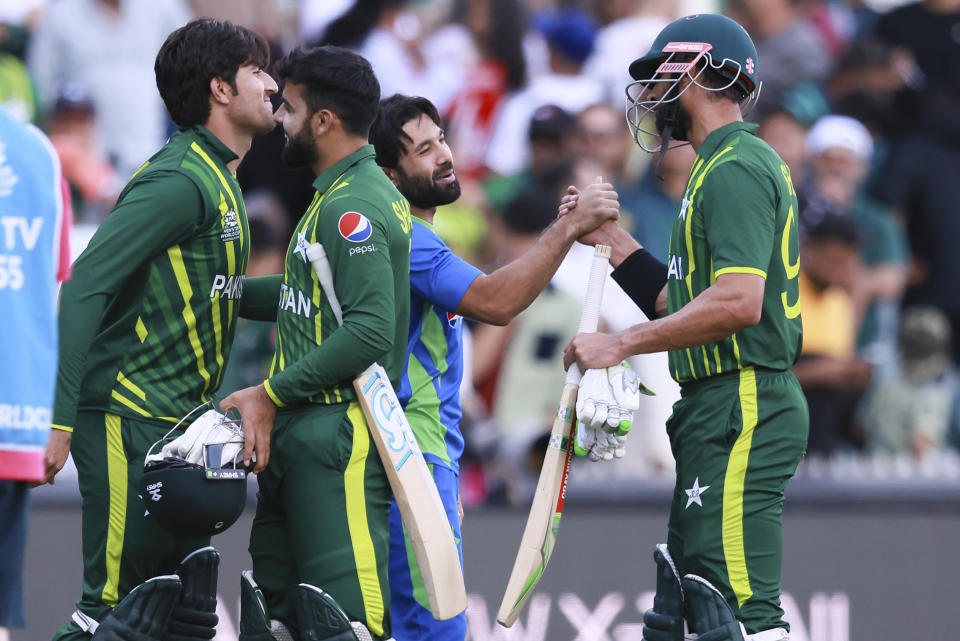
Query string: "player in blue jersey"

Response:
xmin=369 ymin=94 xmax=619 ymax=640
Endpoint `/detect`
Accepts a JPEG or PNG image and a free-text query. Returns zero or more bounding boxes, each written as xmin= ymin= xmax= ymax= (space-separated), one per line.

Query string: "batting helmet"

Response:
xmin=625 ymin=14 xmax=761 ymax=152
xmin=140 ymin=403 xmax=248 ymax=538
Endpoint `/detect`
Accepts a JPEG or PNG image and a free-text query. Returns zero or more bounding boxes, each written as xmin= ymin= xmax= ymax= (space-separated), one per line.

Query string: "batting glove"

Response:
xmin=575 ymin=361 xmax=652 ymax=461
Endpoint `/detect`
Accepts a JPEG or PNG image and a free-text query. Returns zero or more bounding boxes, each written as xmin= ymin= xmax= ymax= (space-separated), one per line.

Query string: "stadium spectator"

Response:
xmin=482 ymin=104 xmax=577 ymax=218
xmin=792 ymin=215 xmax=871 ymax=455
xmin=728 ymin=0 xmax=832 ymax=118
xmin=875 ymin=0 xmax=960 ymax=106
xmin=871 ymin=78 xmax=960 ymax=362
xmin=437 ymin=0 xmax=528 ymax=180
xmin=757 ymin=106 xmax=808 ymax=179
xmin=859 ymin=306 xmax=959 ymax=458
xmin=485 ymin=8 xmax=603 ymax=176
xmin=0 ymin=101 xmax=71 ymax=641
xmin=27 ymin=0 xmax=192 ymax=178
xmin=800 ymin=115 xmax=908 ymax=376
xmin=317 ymin=0 xmax=462 ymax=114
xmin=45 ymin=84 xmax=121 ymax=222
xmin=826 ymin=38 xmax=921 ymax=142
xmin=583 ymin=0 xmax=667 ymax=106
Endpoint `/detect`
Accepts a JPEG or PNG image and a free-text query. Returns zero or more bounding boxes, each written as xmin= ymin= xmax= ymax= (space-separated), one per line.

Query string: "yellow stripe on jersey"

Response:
xmin=683 ymin=146 xmax=735 ymax=300
xmin=344 ymin=403 xmax=385 ymax=636
xmin=723 ymin=367 xmax=758 ymax=607
xmin=116 ymin=371 xmax=146 ymax=401
xmin=262 ymin=379 xmax=286 ymax=407
xmin=209 ymin=192 xmax=230 ymax=390
xmin=111 ymin=390 xmax=151 ymax=417
xmin=130 ymin=160 xmax=150 ymax=179
xmin=102 ymin=414 xmax=127 ymax=606
xmin=714 ymin=266 xmax=768 ymax=279
xmin=168 ymin=246 xmax=213 ymax=396
xmin=135 ymin=317 xmax=148 ymax=343
xmin=190 ymin=142 xmax=243 ymax=378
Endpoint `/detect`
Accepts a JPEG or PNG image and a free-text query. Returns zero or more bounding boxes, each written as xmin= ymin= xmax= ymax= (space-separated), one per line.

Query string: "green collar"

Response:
xmin=413 ymin=215 xmax=433 ymax=230
xmin=696 ymin=121 xmax=759 ymax=160
xmin=312 ymin=145 xmax=377 ymax=195
xmin=188 ymin=125 xmax=238 ymax=165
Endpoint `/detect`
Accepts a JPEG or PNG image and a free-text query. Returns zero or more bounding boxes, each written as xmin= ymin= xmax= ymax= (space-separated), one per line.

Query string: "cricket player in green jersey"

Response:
xmin=43 ymin=19 xmax=279 ymax=641
xmin=562 ymin=14 xmax=808 ymax=641
xmin=221 ymin=47 xmax=409 ymax=641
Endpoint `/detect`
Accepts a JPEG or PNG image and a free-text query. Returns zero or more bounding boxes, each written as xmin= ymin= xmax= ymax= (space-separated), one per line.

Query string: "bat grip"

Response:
xmin=566 ymin=244 xmax=611 ymax=385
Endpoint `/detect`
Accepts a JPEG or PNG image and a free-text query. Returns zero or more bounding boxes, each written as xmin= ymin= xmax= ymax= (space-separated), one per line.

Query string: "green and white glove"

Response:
xmin=575 ymin=361 xmax=653 ymax=461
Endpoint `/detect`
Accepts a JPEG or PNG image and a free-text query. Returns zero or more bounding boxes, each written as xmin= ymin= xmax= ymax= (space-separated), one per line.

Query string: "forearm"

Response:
xmin=264 ymin=321 xmax=391 ymax=405
xmin=240 ymin=274 xmax=282 ymax=321
xmin=460 ymin=217 xmax=579 ymax=324
xmin=614 ymin=281 xmax=758 ymax=357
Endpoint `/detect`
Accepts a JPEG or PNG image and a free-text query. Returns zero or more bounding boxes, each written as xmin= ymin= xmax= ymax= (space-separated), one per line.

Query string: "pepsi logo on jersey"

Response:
xmin=339 ymin=211 xmax=373 ymax=243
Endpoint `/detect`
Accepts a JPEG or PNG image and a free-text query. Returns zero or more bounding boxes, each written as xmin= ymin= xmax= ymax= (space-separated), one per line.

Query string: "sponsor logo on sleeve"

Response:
xmin=338 ymin=211 xmax=373 ymax=242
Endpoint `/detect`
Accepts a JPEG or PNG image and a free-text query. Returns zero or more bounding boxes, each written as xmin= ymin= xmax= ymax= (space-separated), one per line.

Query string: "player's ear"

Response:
xmin=382 ymin=166 xmax=400 ymax=188
xmin=312 ymin=108 xmax=339 ymax=137
xmin=209 ymin=76 xmax=233 ymax=106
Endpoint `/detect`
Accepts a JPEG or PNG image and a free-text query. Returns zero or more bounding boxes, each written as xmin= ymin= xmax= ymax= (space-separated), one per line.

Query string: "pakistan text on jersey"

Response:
xmin=667 ymin=254 xmax=685 ymax=280
xmin=278 ymin=282 xmax=313 ymax=318
xmin=209 ymin=274 xmax=244 ymax=300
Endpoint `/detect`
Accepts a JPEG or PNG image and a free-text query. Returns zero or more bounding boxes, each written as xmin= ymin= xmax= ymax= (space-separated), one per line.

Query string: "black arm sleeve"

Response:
xmin=611 ymin=248 xmax=669 ymax=320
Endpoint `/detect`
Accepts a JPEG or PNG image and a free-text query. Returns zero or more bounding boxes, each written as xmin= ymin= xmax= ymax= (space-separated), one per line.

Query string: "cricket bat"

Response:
xmin=305 ymin=242 xmax=467 ymax=621
xmin=497 ymin=243 xmax=612 ymax=627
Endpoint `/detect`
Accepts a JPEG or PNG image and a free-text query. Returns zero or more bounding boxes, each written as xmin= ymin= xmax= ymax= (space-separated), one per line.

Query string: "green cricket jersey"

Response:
xmin=263 ymin=146 xmax=412 ymax=407
xmin=665 ymin=122 xmax=802 ymax=383
xmin=52 ymin=126 xmax=249 ymax=430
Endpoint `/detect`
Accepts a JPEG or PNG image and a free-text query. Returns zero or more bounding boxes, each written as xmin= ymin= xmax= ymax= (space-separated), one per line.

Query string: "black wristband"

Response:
xmin=611 ymin=248 xmax=669 ymax=320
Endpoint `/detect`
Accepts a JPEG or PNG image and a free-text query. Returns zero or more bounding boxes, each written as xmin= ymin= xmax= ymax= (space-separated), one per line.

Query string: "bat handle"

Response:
xmin=566 ymin=244 xmax=611 ymax=385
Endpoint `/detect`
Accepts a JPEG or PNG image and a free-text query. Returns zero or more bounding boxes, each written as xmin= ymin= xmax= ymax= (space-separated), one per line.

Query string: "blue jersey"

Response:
xmin=0 ymin=104 xmax=64 ymax=481
xmin=397 ymin=217 xmax=481 ymax=472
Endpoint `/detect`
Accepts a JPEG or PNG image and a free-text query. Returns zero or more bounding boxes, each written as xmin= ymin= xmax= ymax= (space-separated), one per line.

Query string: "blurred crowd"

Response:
xmin=4 ymin=0 xmax=960 ymax=504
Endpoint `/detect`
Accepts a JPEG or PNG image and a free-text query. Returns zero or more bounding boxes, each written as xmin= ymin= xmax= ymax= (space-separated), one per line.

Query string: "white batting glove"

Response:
xmin=146 ymin=409 xmax=244 ymax=468
xmin=575 ymin=362 xmax=652 ymax=461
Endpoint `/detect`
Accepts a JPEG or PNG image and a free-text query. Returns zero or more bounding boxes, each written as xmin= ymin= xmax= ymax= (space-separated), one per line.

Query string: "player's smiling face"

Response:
xmin=273 ymin=81 xmax=318 ymax=169
xmin=392 ymin=114 xmax=460 ymax=210
xmin=228 ymin=64 xmax=278 ymax=136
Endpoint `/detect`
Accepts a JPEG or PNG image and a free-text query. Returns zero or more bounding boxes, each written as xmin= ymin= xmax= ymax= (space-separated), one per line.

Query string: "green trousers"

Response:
xmin=53 ymin=412 xmax=209 ymax=641
xmin=665 ymin=367 xmax=808 ymax=634
xmin=250 ymin=402 xmax=392 ymax=640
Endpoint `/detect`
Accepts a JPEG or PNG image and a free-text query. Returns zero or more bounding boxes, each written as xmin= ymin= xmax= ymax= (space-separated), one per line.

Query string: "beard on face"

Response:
xmin=654 ymin=101 xmax=692 ymax=144
xmin=396 ymin=162 xmax=461 ymax=209
xmin=281 ymin=123 xmax=318 ymax=169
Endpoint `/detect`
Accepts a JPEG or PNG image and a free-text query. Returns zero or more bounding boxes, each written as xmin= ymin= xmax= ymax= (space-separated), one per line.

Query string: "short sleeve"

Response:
xmin=410 ymin=222 xmax=481 ymax=311
xmin=701 ymin=161 xmax=777 ymax=279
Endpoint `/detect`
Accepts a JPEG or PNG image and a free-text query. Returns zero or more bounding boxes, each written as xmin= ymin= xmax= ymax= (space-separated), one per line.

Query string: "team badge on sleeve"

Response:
xmin=338 ymin=211 xmax=373 ymax=243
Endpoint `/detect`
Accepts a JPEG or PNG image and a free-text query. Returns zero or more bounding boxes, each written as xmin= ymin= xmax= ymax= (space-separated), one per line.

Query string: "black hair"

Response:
xmin=699 ymin=65 xmax=750 ymax=104
xmin=316 ymin=0 xmax=405 ymax=47
xmin=368 ymin=94 xmax=442 ymax=168
xmin=502 ymin=189 xmax=558 ymax=235
xmin=806 ymin=214 xmax=859 ymax=247
xmin=451 ymin=0 xmax=527 ymax=90
xmin=274 ymin=46 xmax=381 ymax=138
xmin=155 ymin=18 xmax=269 ymax=128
